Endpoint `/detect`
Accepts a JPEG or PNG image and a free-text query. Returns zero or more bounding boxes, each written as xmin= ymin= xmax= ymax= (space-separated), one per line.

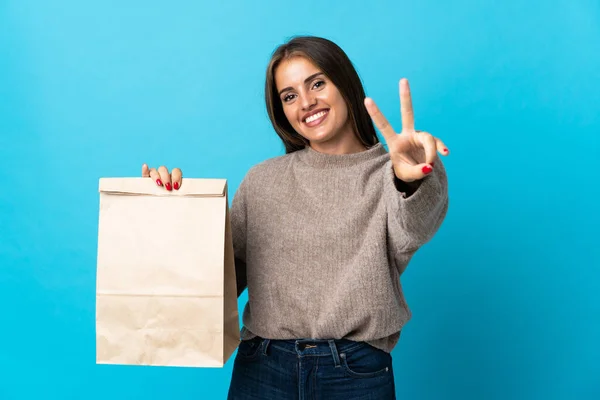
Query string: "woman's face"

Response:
xmin=275 ymin=56 xmax=356 ymax=150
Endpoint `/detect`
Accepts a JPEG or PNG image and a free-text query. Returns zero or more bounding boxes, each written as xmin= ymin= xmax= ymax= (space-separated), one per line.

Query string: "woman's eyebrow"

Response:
xmin=278 ymin=72 xmax=325 ymax=96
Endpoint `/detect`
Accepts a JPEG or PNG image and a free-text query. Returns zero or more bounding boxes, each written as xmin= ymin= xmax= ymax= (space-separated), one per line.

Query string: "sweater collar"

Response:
xmin=296 ymin=142 xmax=388 ymax=168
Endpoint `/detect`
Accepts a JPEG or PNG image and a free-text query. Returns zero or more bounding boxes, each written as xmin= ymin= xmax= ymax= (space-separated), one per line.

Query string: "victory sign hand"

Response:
xmin=365 ymin=79 xmax=450 ymax=183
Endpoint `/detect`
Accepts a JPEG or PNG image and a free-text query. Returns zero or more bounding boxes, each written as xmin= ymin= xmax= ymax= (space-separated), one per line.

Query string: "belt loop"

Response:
xmin=261 ymin=339 xmax=271 ymax=356
xmin=328 ymin=340 xmax=341 ymax=368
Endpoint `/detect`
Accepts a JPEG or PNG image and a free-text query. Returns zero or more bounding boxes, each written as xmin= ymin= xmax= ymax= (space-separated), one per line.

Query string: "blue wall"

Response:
xmin=1 ymin=1 xmax=598 ymax=399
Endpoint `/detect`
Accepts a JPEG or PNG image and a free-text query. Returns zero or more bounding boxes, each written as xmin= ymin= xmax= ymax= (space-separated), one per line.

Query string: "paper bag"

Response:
xmin=95 ymin=177 xmax=240 ymax=367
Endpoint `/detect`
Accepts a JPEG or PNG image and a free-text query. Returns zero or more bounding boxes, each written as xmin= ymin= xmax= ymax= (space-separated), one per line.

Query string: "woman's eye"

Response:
xmin=283 ymin=93 xmax=295 ymax=102
xmin=313 ymin=80 xmax=325 ymax=89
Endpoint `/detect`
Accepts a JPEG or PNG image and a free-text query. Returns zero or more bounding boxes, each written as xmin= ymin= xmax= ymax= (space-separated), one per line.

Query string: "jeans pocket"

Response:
xmin=340 ymin=344 xmax=392 ymax=378
xmin=236 ymin=337 xmax=263 ymax=360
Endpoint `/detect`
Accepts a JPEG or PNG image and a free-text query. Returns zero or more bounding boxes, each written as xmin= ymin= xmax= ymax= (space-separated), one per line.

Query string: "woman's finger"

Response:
xmin=148 ymin=168 xmax=162 ymax=186
xmin=436 ymin=138 xmax=450 ymax=156
xmin=171 ymin=168 xmax=182 ymax=190
xmin=395 ymin=162 xmax=434 ymax=183
xmin=399 ymin=79 xmax=415 ymax=132
xmin=364 ymin=97 xmax=397 ymax=143
xmin=416 ymin=132 xmax=438 ymax=166
xmin=157 ymin=166 xmax=172 ymax=191
xmin=142 ymin=164 xmax=150 ymax=177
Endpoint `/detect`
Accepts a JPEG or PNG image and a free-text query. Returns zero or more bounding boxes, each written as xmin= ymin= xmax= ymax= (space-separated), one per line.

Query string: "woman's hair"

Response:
xmin=265 ymin=36 xmax=379 ymax=154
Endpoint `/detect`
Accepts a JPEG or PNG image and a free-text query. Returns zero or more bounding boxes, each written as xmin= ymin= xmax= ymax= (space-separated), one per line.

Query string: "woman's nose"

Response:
xmin=301 ymin=94 xmax=317 ymax=110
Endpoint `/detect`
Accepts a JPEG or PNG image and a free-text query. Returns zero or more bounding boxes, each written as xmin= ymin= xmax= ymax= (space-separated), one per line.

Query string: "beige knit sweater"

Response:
xmin=230 ymin=143 xmax=448 ymax=352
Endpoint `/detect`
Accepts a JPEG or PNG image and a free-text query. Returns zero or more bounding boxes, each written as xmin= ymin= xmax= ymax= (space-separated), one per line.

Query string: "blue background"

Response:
xmin=1 ymin=0 xmax=599 ymax=399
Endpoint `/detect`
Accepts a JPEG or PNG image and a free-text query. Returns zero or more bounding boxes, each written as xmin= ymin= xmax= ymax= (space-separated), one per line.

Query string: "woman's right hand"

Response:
xmin=142 ymin=164 xmax=182 ymax=191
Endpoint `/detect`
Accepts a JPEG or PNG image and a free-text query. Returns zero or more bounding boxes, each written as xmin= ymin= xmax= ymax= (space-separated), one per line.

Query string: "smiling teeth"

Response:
xmin=306 ymin=111 xmax=327 ymax=123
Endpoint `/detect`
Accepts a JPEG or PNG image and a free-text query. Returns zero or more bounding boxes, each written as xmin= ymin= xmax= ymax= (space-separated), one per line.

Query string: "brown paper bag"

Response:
xmin=95 ymin=177 xmax=240 ymax=367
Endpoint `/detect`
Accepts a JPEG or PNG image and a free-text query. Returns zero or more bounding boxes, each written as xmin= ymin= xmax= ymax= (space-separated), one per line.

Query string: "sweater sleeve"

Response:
xmin=384 ymin=156 xmax=449 ymax=255
xmin=230 ymin=175 xmax=249 ymax=297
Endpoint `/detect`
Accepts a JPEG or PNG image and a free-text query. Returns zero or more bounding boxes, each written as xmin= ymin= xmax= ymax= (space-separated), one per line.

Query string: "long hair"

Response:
xmin=265 ymin=36 xmax=379 ymax=154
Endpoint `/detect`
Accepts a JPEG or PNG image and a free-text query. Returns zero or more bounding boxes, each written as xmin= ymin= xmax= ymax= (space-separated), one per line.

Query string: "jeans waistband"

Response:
xmin=257 ymin=337 xmax=365 ymax=358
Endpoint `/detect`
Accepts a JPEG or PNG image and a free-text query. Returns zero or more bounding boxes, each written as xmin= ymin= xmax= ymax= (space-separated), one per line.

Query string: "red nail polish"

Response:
xmin=422 ymin=165 xmax=433 ymax=174
xmin=165 ymin=182 xmax=172 ymax=191
xmin=443 ymin=148 xmax=448 ymax=153
xmin=156 ymin=179 xmax=163 ymax=186
xmin=430 ymin=161 xmax=435 ymax=167
xmin=173 ymin=182 xmax=179 ymax=190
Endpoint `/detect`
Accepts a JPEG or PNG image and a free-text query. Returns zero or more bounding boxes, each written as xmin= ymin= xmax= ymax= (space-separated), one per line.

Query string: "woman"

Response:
xmin=143 ymin=36 xmax=449 ymax=399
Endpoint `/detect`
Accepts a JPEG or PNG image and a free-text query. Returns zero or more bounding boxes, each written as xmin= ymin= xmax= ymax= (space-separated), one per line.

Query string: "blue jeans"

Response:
xmin=227 ymin=337 xmax=396 ymax=399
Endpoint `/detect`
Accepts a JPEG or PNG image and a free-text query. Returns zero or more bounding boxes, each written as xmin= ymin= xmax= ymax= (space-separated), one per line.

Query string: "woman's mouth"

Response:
xmin=303 ymin=109 xmax=329 ymax=127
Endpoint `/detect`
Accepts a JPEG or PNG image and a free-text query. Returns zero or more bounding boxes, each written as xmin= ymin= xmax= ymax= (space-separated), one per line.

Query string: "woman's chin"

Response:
xmin=301 ymin=128 xmax=335 ymax=144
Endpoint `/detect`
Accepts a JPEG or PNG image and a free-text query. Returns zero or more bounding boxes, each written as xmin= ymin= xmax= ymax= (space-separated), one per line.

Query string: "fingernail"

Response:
xmin=165 ymin=182 xmax=172 ymax=191
xmin=173 ymin=182 xmax=179 ymax=190
xmin=156 ymin=179 xmax=163 ymax=186
xmin=430 ymin=161 xmax=435 ymax=167
xmin=422 ymin=165 xmax=433 ymax=174
xmin=443 ymin=148 xmax=448 ymax=153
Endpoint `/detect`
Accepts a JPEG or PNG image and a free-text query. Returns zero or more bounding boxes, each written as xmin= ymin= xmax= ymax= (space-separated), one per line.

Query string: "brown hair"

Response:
xmin=265 ymin=36 xmax=379 ymax=154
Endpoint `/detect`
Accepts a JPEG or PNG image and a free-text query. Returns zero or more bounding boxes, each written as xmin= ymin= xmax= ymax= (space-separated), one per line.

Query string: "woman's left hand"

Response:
xmin=365 ymin=78 xmax=450 ymax=183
